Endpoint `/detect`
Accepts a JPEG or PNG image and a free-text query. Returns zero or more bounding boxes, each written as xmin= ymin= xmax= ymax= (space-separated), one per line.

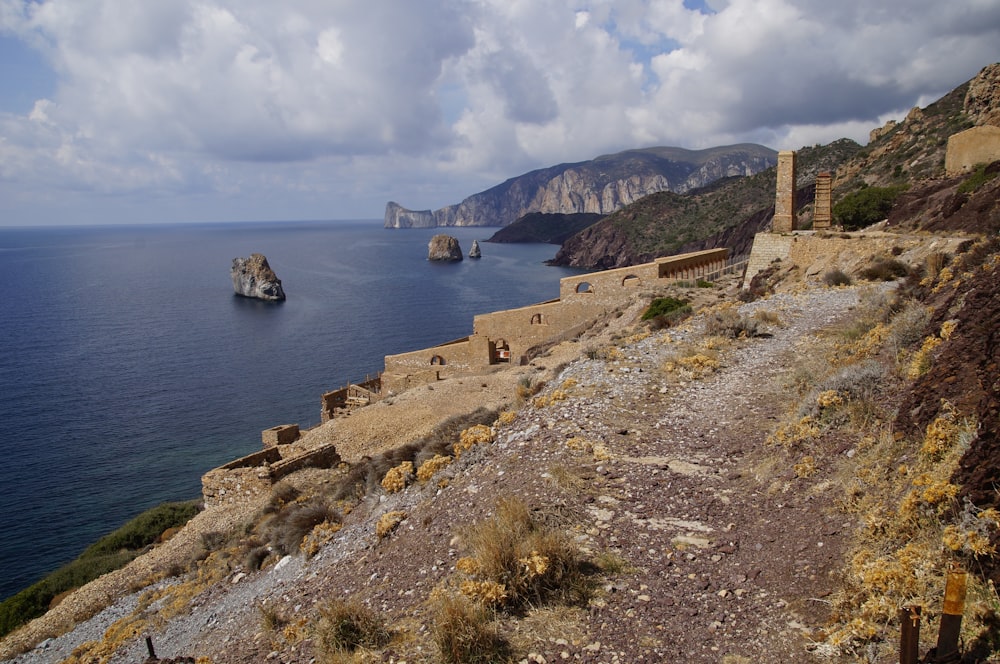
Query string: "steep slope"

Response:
xmin=384 ymin=144 xmax=777 ymax=228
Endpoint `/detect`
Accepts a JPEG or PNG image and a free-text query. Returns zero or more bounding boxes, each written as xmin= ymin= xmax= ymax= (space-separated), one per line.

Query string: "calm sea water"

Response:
xmin=0 ymin=220 xmax=584 ymax=601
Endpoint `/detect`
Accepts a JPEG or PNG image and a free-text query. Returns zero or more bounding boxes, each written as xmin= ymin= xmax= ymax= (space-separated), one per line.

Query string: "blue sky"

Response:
xmin=0 ymin=0 xmax=998 ymax=226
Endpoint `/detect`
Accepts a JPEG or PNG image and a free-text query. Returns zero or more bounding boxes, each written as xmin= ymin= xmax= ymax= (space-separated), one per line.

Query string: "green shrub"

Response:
xmin=957 ymin=163 xmax=999 ymax=194
xmin=81 ymin=501 xmax=200 ymax=558
xmin=642 ymin=297 xmax=692 ymax=329
xmin=696 ymin=279 xmax=714 ymax=288
xmin=642 ymin=296 xmax=689 ymax=320
xmin=833 ymin=185 xmax=907 ymax=230
xmin=0 ymin=500 xmax=200 ymax=638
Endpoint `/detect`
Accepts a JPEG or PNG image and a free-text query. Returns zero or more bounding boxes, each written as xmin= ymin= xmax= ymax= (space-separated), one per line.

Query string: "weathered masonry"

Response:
xmin=772 ymin=151 xmax=797 ymax=232
xmin=320 ymin=376 xmax=382 ymax=423
xmin=202 ymin=442 xmax=341 ymax=506
xmin=813 ymin=172 xmax=833 ymax=229
xmin=945 ymin=125 xmax=1000 ymax=175
xmin=381 ymin=248 xmax=729 ymax=393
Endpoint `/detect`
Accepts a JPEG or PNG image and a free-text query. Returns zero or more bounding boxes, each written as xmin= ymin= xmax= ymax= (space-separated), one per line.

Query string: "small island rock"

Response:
xmin=469 ymin=239 xmax=482 ymax=258
xmin=231 ymin=254 xmax=286 ymax=301
xmin=428 ymin=234 xmax=463 ymax=262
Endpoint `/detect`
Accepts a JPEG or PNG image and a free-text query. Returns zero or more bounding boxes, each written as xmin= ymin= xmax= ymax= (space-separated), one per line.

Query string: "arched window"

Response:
xmin=622 ymin=275 xmax=641 ymax=287
xmin=430 ymin=355 xmax=446 ymax=365
xmin=575 ymin=282 xmax=594 ymax=294
xmin=530 ymin=313 xmax=545 ymax=325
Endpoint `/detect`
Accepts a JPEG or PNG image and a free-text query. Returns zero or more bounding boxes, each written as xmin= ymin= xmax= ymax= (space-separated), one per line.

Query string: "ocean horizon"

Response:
xmin=0 ymin=219 xmax=585 ymax=601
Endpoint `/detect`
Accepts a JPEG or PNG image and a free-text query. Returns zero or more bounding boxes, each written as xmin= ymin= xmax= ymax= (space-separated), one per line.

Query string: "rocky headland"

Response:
xmin=385 ymin=144 xmax=777 ymax=229
xmin=230 ymin=254 xmax=286 ymax=301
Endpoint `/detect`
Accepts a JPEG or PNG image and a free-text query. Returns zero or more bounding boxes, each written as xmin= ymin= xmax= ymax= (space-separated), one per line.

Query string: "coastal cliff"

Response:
xmin=385 ymin=144 xmax=777 ymax=228
xmin=231 ymin=254 xmax=286 ymax=301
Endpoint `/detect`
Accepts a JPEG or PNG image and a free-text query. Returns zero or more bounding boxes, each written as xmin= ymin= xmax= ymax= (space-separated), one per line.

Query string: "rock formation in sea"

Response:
xmin=427 ymin=235 xmax=463 ymax=262
xmin=385 ymin=143 xmax=778 ymax=228
xmin=231 ymin=254 xmax=286 ymax=301
xmin=468 ymin=239 xmax=482 ymax=258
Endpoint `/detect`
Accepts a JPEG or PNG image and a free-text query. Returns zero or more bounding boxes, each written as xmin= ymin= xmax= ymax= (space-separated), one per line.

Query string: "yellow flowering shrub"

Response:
xmin=455 ymin=424 xmax=494 ymax=456
xmin=767 ymin=416 xmax=820 ymax=448
xmin=376 ymin=511 xmax=407 ymax=540
xmin=417 ymin=454 xmax=453 ymax=482
xmin=381 ymin=461 xmax=414 ymax=493
xmin=816 ymin=390 xmax=845 ymax=409
xmin=794 ymin=456 xmax=817 ymax=478
xmin=301 ymin=521 xmax=343 ymax=558
xmin=906 ymin=335 xmax=942 ymax=379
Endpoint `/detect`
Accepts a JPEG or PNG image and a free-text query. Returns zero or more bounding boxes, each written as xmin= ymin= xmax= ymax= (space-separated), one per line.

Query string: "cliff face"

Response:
xmin=385 ymin=144 xmax=777 ymax=228
xmin=231 ymin=254 xmax=286 ymax=301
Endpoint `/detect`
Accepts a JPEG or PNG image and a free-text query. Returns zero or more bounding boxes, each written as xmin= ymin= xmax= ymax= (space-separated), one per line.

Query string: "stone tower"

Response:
xmin=773 ymin=151 xmax=797 ymax=233
xmin=813 ymin=172 xmax=832 ymax=229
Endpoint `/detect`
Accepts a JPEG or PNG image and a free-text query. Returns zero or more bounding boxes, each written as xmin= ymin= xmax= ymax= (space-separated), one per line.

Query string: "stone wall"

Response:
xmin=743 ymin=230 xmax=974 ymax=289
xmin=945 ymin=126 xmax=1000 ymax=175
xmin=262 ymin=424 xmax=299 ymax=447
xmin=743 ymin=233 xmax=795 ymax=287
xmin=382 ymin=249 xmax=727 ymax=393
xmin=201 ymin=441 xmax=343 ymax=506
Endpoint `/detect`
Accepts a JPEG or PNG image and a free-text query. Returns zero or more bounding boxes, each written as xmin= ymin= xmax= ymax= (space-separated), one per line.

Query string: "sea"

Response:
xmin=0 ymin=220 xmax=586 ymax=601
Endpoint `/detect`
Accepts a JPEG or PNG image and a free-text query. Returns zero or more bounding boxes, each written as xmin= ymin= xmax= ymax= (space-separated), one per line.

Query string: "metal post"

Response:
xmin=145 ymin=635 xmax=156 ymax=659
xmin=935 ymin=569 xmax=967 ymax=662
xmin=900 ymin=606 xmax=920 ymax=664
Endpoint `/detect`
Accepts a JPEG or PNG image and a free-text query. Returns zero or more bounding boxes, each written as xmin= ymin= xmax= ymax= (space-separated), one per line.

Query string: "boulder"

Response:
xmin=231 ymin=254 xmax=286 ymax=301
xmin=469 ymin=239 xmax=482 ymax=258
xmin=428 ymin=235 xmax=463 ymax=262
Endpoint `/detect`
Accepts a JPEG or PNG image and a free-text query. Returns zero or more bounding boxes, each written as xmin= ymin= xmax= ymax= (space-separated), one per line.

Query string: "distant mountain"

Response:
xmin=384 ymin=144 xmax=778 ymax=228
xmin=485 ymin=212 xmax=605 ymax=245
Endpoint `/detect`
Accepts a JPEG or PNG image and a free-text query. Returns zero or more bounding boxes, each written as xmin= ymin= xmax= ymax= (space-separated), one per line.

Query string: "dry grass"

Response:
xmin=455 ymin=497 xmax=592 ymax=612
xmin=431 ymin=593 xmax=512 ymax=664
xmin=314 ymin=599 xmax=390 ymax=657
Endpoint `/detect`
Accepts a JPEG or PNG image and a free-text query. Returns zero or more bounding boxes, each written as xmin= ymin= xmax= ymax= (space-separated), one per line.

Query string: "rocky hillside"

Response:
xmin=550 ymin=139 xmax=860 ymax=268
xmin=550 ymin=63 xmax=1000 ymax=270
xmin=485 ymin=212 xmax=605 ymax=245
xmin=384 ymin=144 xmax=777 ymax=228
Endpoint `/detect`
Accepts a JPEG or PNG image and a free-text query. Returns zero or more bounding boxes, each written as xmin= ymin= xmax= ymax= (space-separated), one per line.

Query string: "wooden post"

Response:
xmin=145 ymin=635 xmax=156 ymax=659
xmin=935 ymin=569 xmax=967 ymax=661
xmin=900 ymin=606 xmax=920 ymax=664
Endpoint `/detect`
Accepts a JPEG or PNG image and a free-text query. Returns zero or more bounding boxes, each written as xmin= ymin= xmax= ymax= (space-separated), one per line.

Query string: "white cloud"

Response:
xmin=0 ymin=0 xmax=998 ymax=224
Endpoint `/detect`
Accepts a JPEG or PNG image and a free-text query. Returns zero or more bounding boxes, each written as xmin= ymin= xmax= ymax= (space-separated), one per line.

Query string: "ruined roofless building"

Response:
xmin=772 ymin=150 xmax=797 ymax=232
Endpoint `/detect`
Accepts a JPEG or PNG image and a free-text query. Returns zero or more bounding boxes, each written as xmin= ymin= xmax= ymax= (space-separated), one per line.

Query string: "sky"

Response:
xmin=0 ymin=1 xmax=998 ymax=226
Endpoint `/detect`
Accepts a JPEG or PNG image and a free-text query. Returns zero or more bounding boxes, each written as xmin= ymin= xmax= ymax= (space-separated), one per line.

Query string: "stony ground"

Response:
xmin=2 ymin=273 xmax=877 ymax=664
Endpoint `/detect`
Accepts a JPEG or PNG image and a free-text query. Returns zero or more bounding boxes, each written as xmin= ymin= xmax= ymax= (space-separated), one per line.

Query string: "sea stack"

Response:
xmin=231 ymin=253 xmax=286 ymax=301
xmin=469 ymin=239 xmax=482 ymax=259
xmin=428 ymin=234 xmax=463 ymax=262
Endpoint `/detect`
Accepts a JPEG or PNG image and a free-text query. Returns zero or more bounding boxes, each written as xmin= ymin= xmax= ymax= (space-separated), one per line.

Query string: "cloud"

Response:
xmin=0 ymin=0 xmax=998 ymax=224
